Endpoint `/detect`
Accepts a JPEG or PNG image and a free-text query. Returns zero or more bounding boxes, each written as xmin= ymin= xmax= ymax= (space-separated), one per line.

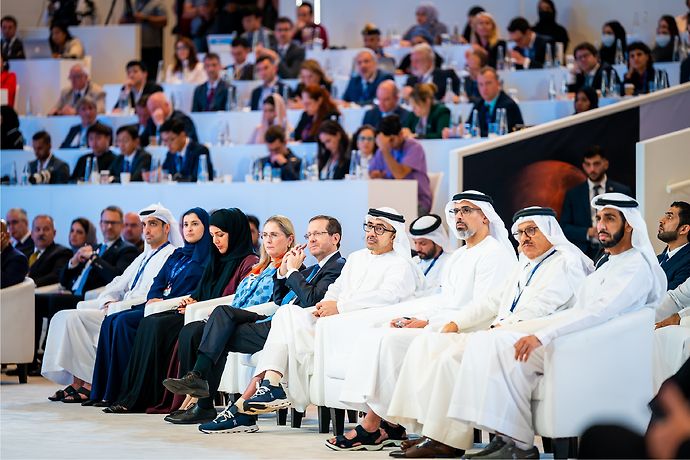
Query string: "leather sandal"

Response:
xmin=325 ymin=425 xmax=384 ymax=451
xmin=48 ymin=385 xmax=77 ymax=402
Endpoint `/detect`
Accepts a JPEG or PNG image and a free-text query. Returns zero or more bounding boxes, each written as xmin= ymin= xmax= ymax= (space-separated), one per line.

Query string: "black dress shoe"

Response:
xmin=164 ymin=403 xmax=217 ymax=424
xmin=162 ymin=372 xmax=210 ymax=398
xmin=389 ymin=438 xmax=464 ymax=458
xmin=103 ymin=405 xmax=130 ymax=414
xmin=81 ymin=399 xmax=96 ymax=406
xmin=92 ymin=400 xmax=110 ymax=407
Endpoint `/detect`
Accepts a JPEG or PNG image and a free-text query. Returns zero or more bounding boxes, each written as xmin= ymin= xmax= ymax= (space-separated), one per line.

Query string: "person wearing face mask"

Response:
xmin=653 ymin=15 xmax=681 ymax=62
xmin=532 ymin=0 xmax=569 ymax=52
xmin=599 ymin=21 xmax=627 ymax=66
xmin=108 ymin=208 xmax=259 ymax=415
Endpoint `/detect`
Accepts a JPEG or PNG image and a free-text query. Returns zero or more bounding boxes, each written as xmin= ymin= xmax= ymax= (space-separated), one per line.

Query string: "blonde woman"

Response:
xmin=403 ymin=82 xmax=450 ymax=139
xmin=471 ymin=12 xmax=507 ymax=68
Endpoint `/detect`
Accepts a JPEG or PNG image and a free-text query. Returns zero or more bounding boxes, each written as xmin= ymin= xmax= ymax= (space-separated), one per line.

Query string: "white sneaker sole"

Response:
xmin=244 ymin=399 xmax=291 ymax=414
xmin=199 ymin=424 xmax=259 ymax=435
xmin=324 ymin=439 xmax=384 ymax=452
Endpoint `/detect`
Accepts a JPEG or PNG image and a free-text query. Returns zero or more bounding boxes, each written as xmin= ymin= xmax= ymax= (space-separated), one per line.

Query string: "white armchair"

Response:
xmin=653 ymin=320 xmax=690 ymax=392
xmin=183 ymin=295 xmax=235 ymax=325
xmin=144 ymin=296 xmax=190 ymax=317
xmin=532 ymin=308 xmax=655 ymax=458
xmin=105 ymin=297 xmax=148 ymax=316
xmin=34 ymin=283 xmax=62 ymax=294
xmin=1 ymin=278 xmax=36 ymax=383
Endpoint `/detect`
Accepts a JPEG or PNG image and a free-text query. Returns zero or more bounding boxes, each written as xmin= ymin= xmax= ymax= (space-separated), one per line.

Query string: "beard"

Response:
xmin=658 ymin=229 xmax=679 ymax=244
xmin=601 ymin=226 xmax=625 ymax=248
xmin=456 ymin=229 xmax=476 ymax=240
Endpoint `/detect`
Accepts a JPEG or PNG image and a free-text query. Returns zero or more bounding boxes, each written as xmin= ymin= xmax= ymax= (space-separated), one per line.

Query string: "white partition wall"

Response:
xmin=636 ymin=128 xmax=690 ymax=254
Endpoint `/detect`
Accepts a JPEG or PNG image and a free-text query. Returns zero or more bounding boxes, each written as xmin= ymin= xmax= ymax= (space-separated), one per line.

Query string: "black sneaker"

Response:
xmin=243 ymin=379 xmax=290 ymax=414
xmin=464 ymin=436 xmax=507 ymax=458
xmin=198 ymin=405 xmax=259 ymax=434
xmin=162 ymin=371 xmax=210 ymax=398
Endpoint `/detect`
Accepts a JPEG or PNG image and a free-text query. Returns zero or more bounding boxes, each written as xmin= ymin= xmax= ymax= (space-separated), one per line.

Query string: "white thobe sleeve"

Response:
xmin=499 ymin=258 xmax=578 ymax=326
xmin=337 ymin=260 xmax=417 ymax=314
xmin=321 ymin=260 xmax=348 ymax=303
xmin=535 ymin=256 xmax=652 ymax=346
xmin=96 ymin=252 xmax=145 ymax=308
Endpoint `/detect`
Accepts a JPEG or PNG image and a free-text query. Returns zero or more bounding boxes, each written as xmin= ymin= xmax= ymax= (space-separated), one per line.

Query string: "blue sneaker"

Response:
xmin=243 ymin=379 xmax=290 ymax=414
xmin=198 ymin=404 xmax=258 ymax=434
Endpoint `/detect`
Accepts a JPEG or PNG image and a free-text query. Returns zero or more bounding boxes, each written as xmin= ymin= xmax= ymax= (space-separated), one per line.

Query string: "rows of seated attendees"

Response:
xmin=2 ymin=1 xmax=690 ymax=458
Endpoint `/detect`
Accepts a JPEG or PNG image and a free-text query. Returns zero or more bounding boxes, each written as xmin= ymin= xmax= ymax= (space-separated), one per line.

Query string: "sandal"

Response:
xmin=325 ymin=425 xmax=384 ymax=451
xmin=62 ymin=387 xmax=91 ymax=404
xmin=380 ymin=420 xmax=409 ymax=448
xmin=48 ymin=385 xmax=77 ymax=402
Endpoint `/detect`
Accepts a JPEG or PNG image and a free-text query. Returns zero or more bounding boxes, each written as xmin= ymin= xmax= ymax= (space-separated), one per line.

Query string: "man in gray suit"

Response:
xmin=27 ymin=131 xmax=69 ymax=184
xmin=49 ymin=64 xmax=105 ymax=115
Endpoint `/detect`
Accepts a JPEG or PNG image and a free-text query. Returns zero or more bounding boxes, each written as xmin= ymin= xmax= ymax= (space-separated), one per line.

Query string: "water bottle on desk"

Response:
xmin=442 ymin=77 xmax=456 ymax=104
xmin=614 ymin=39 xmax=625 ymax=65
xmin=359 ymin=153 xmax=369 ymax=180
xmin=19 ymin=163 xmax=28 ymax=186
xmin=470 ymin=109 xmax=479 ymax=137
xmin=548 ymin=75 xmax=557 ymax=100
xmin=554 ymin=42 xmax=564 ymax=67
xmin=84 ymin=157 xmax=93 ymax=183
xmin=497 ymin=108 xmax=508 ymax=136
xmin=600 ymin=71 xmax=609 ymax=97
xmin=117 ymin=89 xmax=130 ymax=113
xmin=198 ymin=155 xmax=209 ymax=183
xmin=458 ymin=76 xmax=469 ymax=103
xmin=263 ymin=163 xmax=272 ymax=183
xmin=348 ymin=150 xmax=361 ymax=179
xmin=544 ymin=43 xmax=553 ymax=68
xmin=496 ymin=45 xmax=505 ymax=71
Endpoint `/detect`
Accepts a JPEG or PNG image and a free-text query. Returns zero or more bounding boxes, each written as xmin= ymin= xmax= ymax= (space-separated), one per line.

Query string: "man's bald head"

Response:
xmin=146 ymin=92 xmax=172 ymax=123
xmin=376 ymin=80 xmax=399 ymax=113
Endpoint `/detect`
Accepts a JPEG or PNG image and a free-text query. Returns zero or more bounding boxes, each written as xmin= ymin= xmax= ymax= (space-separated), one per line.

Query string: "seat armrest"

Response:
xmin=143 ymin=296 xmax=190 ymax=317
xmin=184 ymin=295 xmax=235 ymax=325
xmin=105 ymin=297 xmax=147 ymax=316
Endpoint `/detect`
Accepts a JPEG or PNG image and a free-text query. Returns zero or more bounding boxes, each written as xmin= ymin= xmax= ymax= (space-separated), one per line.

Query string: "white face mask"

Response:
xmin=655 ymin=34 xmax=671 ymax=47
xmin=601 ymin=33 xmax=615 ymax=47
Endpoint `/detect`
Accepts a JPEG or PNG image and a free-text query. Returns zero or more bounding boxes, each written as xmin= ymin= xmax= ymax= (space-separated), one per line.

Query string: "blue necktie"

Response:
xmin=123 ymin=159 xmax=131 ymax=173
xmin=72 ymin=244 xmax=107 ymax=296
xmin=280 ymin=265 xmax=320 ymax=305
xmin=659 ymin=251 xmax=670 ymax=266
xmin=175 ymin=154 xmax=183 ymax=174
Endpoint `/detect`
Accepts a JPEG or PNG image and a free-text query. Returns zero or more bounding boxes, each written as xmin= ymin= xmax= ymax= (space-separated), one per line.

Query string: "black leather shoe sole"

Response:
xmin=162 ymin=378 xmax=210 ymax=398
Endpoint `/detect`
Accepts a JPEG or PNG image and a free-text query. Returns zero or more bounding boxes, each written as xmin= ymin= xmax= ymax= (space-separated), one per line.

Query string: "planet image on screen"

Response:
xmin=510 ymin=160 xmax=585 ymax=218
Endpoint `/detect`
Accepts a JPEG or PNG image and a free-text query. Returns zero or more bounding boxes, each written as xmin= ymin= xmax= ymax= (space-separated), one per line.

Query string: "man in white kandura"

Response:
xmin=383 ymin=206 xmax=594 ymax=458
xmin=449 ymin=193 xmax=667 ymax=459
xmin=198 ymin=207 xmax=426 ymax=433
xmin=408 ymin=214 xmax=453 ymax=289
xmin=41 ymin=204 xmax=181 ymax=402
xmin=326 ymin=191 xmax=518 ymax=451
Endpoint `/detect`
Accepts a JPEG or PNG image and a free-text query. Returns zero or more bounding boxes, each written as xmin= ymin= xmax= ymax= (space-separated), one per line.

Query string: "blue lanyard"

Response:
xmin=510 ymin=249 xmax=557 ymax=312
xmin=423 ymin=249 xmax=443 ymax=276
xmin=167 ymin=255 xmax=192 ymax=285
xmin=129 ymin=242 xmax=170 ymax=290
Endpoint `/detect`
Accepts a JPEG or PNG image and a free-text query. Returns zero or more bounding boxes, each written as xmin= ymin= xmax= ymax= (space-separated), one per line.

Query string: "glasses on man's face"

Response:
xmin=358 ymin=135 xmax=375 ymax=142
xmin=260 ymin=232 xmax=283 ymax=241
xmin=363 ymin=223 xmax=396 ymax=236
xmin=448 ymin=206 xmax=481 ymax=217
xmin=304 ymin=231 xmax=329 ymax=240
xmin=512 ymin=226 xmax=539 ymax=239
xmin=100 ymin=220 xmax=121 ymax=227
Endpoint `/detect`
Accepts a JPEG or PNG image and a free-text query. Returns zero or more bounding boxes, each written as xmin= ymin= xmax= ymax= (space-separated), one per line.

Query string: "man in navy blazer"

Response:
xmin=507 ymin=17 xmax=550 ymax=69
xmin=140 ymin=92 xmax=198 ymax=147
xmin=657 ymin=201 xmax=690 ymax=291
xmin=342 ymin=50 xmax=394 ymax=106
xmin=192 ymin=53 xmax=230 ymax=112
xmin=471 ymin=67 xmax=524 ymax=137
xmin=160 ymin=118 xmax=214 ymax=182
xmin=362 ymin=80 xmax=412 ymax=129
xmin=560 ymin=146 xmax=633 ymax=259
xmin=27 ymin=131 xmax=70 ymax=184
xmin=250 ymin=54 xmax=288 ymax=110
xmin=403 ymin=43 xmax=460 ymax=101
xmin=159 ymin=215 xmax=346 ymax=424
xmin=108 ymin=125 xmax=153 ymax=182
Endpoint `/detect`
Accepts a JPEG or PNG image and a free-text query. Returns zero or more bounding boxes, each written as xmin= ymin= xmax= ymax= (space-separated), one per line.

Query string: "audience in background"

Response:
xmin=1 ymin=15 xmax=25 ymax=59
xmin=70 ymin=122 xmax=116 ymax=182
xmin=624 ymin=41 xmax=670 ymax=95
xmin=67 ymin=217 xmax=98 ymax=253
xmin=317 ymin=120 xmax=351 ymax=180
xmin=109 ymin=125 xmax=153 ymax=183
xmin=0 ymin=218 xmax=28 ymax=289
xmin=404 ymin=82 xmax=450 ymax=139
xmin=463 ymin=47 xmax=488 ymax=104
xmin=5 ymin=208 xmax=33 ymax=258
xmin=288 ymin=59 xmax=332 ymax=105
xmin=166 ymin=36 xmax=206 ymax=85
xmin=27 ymin=214 xmax=72 ymax=288
xmin=1 ymin=54 xmax=17 ymax=108
xmin=599 ymin=20 xmax=627 ymax=66
xmin=28 ymin=131 xmax=70 ymax=184
xmin=250 ymin=54 xmax=287 ymax=111
xmin=121 ymin=211 xmax=145 ymax=253
xmin=567 ymin=42 xmax=621 ymax=94
xmin=471 ymin=66 xmax=524 ymax=137
xmin=123 ymin=0 xmax=167 ymax=82
xmin=470 ymin=12 xmax=506 ymax=69
xmin=461 ymin=6 xmax=485 ymax=43
xmin=141 ymin=92 xmax=198 ymax=146
xmin=532 ymin=0 xmax=570 ymax=51
xmin=113 ymin=61 xmax=163 ymax=113
xmin=258 ymin=125 xmax=302 ymax=181
xmin=49 ymin=23 xmax=84 ymax=59
xmin=507 ymin=17 xmax=549 ymax=69
xmin=191 ymin=53 xmax=230 ymax=112
xmin=293 ymin=84 xmax=340 ymax=142
xmin=241 ymin=6 xmax=277 ymax=49
xmin=50 ymin=64 xmax=105 ymax=116
xmin=248 ymin=94 xmax=291 ymax=144
xmin=402 ymin=3 xmax=448 ymax=45
xmin=226 ymin=37 xmax=255 ymax=80
xmin=0 ymin=105 xmax=23 ymax=149
xmin=362 ymin=80 xmax=412 ymax=129
xmin=361 ymin=23 xmax=396 ymax=74
xmin=574 ymin=86 xmax=599 ymax=114
xmin=160 ymin=118 xmax=214 ymax=182
xmin=404 ymin=43 xmax=460 ymax=101
xmin=653 ymin=14 xmax=680 ymax=62
xmin=352 ymin=124 xmax=377 ymax=163
xmin=342 ymin=50 xmax=393 ymax=106
xmin=60 ymin=97 xmax=109 ymax=149
xmin=271 ymin=16 xmax=305 ymax=79
xmin=294 ymin=1 xmax=329 ymax=49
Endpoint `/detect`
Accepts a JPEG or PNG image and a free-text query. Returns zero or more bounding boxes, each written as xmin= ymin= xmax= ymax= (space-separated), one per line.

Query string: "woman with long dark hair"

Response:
xmin=317 ymin=120 xmax=351 ymax=180
xmin=165 ymin=36 xmax=205 ymax=84
xmin=68 ymin=218 xmax=98 ymax=253
xmin=599 ymin=20 xmax=627 ymax=66
xmin=49 ymin=23 xmax=84 ymax=58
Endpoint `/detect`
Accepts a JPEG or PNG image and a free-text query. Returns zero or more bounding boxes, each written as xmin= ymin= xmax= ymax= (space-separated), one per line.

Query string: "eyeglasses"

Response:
xmin=358 ymin=135 xmax=375 ymax=142
xmin=100 ymin=220 xmax=121 ymax=226
xmin=448 ymin=206 xmax=482 ymax=217
xmin=363 ymin=223 xmax=396 ymax=236
xmin=260 ymin=232 xmax=284 ymax=240
xmin=512 ymin=226 xmax=539 ymax=239
xmin=304 ymin=231 xmax=330 ymax=239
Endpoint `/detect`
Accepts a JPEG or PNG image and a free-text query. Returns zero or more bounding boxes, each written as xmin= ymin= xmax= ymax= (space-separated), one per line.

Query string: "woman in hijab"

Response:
xmin=107 ymin=208 xmax=258 ymax=413
xmin=248 ymin=94 xmax=292 ymax=144
xmin=68 ymin=217 xmax=98 ymax=253
xmin=403 ymin=3 xmax=448 ymax=45
xmin=532 ymin=0 xmax=570 ymax=52
xmin=163 ymin=214 xmax=296 ymax=424
xmin=85 ymin=208 xmax=211 ymax=407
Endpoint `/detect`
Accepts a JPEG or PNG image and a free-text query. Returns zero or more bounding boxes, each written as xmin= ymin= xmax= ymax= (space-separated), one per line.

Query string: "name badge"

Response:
xmin=163 ymin=284 xmax=172 ymax=297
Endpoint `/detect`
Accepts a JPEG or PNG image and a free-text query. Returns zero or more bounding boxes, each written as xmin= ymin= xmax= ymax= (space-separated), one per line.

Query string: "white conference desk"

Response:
xmin=0 ymin=180 xmax=418 ymax=259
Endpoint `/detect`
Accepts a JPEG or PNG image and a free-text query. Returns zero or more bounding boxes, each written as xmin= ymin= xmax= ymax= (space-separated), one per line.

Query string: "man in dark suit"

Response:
xmin=363 ymin=81 xmax=412 ymax=129
xmin=160 ymin=118 xmax=214 ymax=182
xmin=26 ymin=215 xmax=72 ymax=287
xmin=225 ymin=37 xmax=255 ymax=81
xmin=60 ymin=97 xmax=107 ymax=149
xmin=657 ymin=201 xmax=690 ymax=291
xmin=560 ymin=146 xmax=633 ymax=259
xmin=1 ymin=15 xmax=25 ymax=59
xmin=258 ymin=125 xmax=301 ymax=181
xmin=140 ymin=91 xmax=198 ymax=146
xmin=471 ymin=67 xmax=524 ymax=137
xmin=70 ymin=122 xmax=117 ymax=183
xmin=112 ymin=60 xmax=163 ymax=112
xmin=507 ymin=17 xmax=549 ymax=69
xmin=342 ymin=50 xmax=394 ymax=106
xmin=160 ymin=215 xmax=346 ymax=424
xmin=109 ymin=125 xmax=152 ymax=182
xmin=5 ymin=208 xmax=34 ymax=258
xmin=567 ymin=42 xmax=621 ymax=94
xmin=250 ymin=54 xmax=287 ymax=110
xmin=404 ymin=43 xmax=460 ymax=101
xmin=241 ymin=6 xmax=278 ymax=49
xmin=274 ymin=16 xmax=305 ymax=79
xmin=1 ymin=218 xmax=28 ymax=289
xmin=27 ymin=131 xmax=70 ymax=185
xmin=121 ymin=212 xmax=145 ymax=253
xmin=192 ymin=53 xmax=231 ymax=112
